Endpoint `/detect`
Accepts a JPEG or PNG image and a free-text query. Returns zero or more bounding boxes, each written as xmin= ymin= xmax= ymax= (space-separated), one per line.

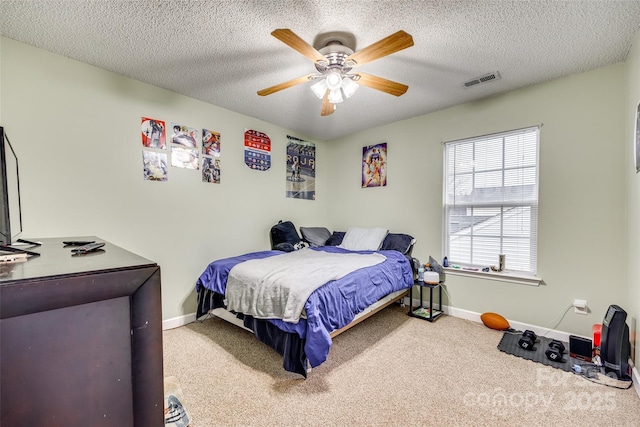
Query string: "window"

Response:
xmin=443 ymin=126 xmax=539 ymax=275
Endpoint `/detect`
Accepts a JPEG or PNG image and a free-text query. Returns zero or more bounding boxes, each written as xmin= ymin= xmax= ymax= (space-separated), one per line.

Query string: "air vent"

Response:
xmin=463 ymin=71 xmax=501 ymax=88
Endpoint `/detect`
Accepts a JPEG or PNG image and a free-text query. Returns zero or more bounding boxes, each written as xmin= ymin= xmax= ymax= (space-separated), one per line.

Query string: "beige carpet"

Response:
xmin=163 ymin=305 xmax=640 ymax=426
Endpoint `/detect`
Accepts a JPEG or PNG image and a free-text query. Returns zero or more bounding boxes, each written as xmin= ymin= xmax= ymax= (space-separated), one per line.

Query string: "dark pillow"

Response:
xmin=270 ymin=220 xmax=302 ymax=249
xmin=273 ymin=242 xmax=295 ymax=252
xmin=380 ymin=233 xmax=415 ymax=255
xmin=325 ymin=231 xmax=345 ymax=246
xmin=300 ymin=227 xmax=331 ymax=247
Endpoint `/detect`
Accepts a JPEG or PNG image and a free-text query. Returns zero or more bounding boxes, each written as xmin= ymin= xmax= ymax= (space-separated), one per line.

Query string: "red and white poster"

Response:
xmin=244 ymin=129 xmax=271 ymax=171
xmin=141 ymin=117 xmax=166 ymax=149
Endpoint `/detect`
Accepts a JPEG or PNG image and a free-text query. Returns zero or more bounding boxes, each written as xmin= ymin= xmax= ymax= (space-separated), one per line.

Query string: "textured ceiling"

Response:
xmin=2 ymin=0 xmax=640 ymax=140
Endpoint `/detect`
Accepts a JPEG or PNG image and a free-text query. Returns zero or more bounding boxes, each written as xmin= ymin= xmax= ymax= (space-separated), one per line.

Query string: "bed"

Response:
xmin=195 ymin=227 xmax=415 ymax=377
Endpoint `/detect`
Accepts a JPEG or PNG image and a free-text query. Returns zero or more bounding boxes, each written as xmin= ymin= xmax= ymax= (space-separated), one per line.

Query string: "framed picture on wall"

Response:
xmin=636 ymin=101 xmax=640 ymax=173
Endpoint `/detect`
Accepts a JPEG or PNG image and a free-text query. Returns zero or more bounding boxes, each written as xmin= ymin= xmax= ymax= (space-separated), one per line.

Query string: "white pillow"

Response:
xmin=338 ymin=227 xmax=389 ymax=251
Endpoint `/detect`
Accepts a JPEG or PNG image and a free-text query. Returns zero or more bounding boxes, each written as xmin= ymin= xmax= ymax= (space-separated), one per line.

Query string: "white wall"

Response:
xmin=326 ymin=64 xmax=627 ymax=339
xmin=1 ymin=35 xmax=634 ymax=342
xmin=625 ymin=30 xmax=640 ymax=370
xmin=0 ymin=37 xmax=328 ymax=320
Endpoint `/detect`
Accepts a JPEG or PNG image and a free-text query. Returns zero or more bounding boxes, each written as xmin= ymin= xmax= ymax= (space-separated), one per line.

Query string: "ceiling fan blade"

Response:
xmin=257 ymin=74 xmax=316 ymax=96
xmin=271 ymin=29 xmax=326 ymax=63
xmin=355 ymin=72 xmax=408 ymax=96
xmin=346 ymin=30 xmax=414 ymax=66
xmin=321 ymin=91 xmax=335 ymax=116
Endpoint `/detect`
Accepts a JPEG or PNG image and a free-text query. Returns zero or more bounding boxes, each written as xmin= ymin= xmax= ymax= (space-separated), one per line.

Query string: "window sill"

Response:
xmin=443 ymin=267 xmax=542 ymax=286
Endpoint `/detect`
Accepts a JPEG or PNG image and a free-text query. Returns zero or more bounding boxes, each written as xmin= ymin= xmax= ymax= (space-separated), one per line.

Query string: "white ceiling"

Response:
xmin=2 ymin=1 xmax=640 ymax=140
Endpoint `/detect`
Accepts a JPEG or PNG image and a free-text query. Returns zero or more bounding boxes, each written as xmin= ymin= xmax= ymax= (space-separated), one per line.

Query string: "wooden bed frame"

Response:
xmin=206 ymin=288 xmax=408 ymax=373
xmin=208 ymin=288 xmax=408 ymax=339
xmin=329 ymin=288 xmax=408 ymax=338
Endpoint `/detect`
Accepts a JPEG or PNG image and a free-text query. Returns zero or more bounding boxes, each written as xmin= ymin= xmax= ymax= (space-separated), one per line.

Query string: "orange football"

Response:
xmin=480 ymin=312 xmax=510 ymax=330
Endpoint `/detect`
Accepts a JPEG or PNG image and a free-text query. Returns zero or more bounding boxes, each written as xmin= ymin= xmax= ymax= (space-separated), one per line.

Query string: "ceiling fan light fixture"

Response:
xmin=259 ymin=29 xmax=414 ymax=116
xmin=341 ymin=76 xmax=359 ymax=98
xmin=311 ymin=79 xmax=328 ymax=99
xmin=328 ymin=88 xmax=344 ymax=104
xmin=325 ymin=70 xmax=343 ymax=91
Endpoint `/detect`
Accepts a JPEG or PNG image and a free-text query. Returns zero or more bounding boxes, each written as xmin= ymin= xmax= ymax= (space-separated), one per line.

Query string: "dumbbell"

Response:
xmin=545 ymin=339 xmax=566 ymax=362
xmin=518 ymin=330 xmax=538 ymax=351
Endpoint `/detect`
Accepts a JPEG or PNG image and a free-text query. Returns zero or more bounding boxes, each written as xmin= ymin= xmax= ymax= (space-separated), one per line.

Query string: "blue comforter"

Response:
xmin=195 ymin=246 xmax=413 ymax=370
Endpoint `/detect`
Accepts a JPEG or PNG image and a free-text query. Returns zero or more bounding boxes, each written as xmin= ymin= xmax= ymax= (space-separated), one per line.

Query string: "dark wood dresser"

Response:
xmin=0 ymin=237 xmax=163 ymax=426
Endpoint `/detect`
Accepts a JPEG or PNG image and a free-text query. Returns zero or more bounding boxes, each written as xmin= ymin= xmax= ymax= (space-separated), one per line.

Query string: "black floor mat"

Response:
xmin=498 ymin=330 xmax=579 ymax=372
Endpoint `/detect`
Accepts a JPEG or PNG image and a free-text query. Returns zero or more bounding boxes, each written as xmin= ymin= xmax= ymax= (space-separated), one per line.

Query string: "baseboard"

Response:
xmin=408 ymin=296 xmax=579 ymax=342
xmin=499 ymin=316 xmax=576 ymax=342
xmin=162 ymin=313 xmax=197 ymax=330
xmin=633 ymin=366 xmax=640 ymax=399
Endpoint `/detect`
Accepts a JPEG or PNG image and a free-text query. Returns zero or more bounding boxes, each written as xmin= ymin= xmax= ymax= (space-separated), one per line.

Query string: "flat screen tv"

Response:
xmin=0 ymin=126 xmax=22 ymax=245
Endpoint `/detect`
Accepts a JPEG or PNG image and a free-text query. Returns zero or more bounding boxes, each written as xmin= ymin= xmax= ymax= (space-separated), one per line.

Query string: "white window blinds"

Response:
xmin=443 ymin=126 xmax=540 ymax=275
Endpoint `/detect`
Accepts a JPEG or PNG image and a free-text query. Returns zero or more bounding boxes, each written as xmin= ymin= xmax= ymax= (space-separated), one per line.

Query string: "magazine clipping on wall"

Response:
xmin=286 ymin=135 xmax=315 ymax=200
xmin=141 ymin=116 xmax=168 ymax=182
xmin=171 ymin=123 xmax=198 ymax=148
xmin=202 ymin=128 xmax=221 ymax=184
xmin=171 ymin=147 xmax=199 ymax=170
xmin=362 ymin=143 xmax=387 ymax=188
xmin=170 ymin=123 xmax=199 ymax=170
xmin=142 ymin=151 xmax=168 ymax=182
xmin=202 ymin=129 xmax=221 ymax=157
xmin=202 ymin=157 xmax=221 ymax=184
xmin=244 ymin=129 xmax=271 ymax=171
xmin=141 ymin=117 xmax=166 ymax=149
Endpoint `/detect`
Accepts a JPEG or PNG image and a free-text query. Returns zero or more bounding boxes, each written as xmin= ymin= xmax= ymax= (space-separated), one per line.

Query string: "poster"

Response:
xmin=142 ymin=151 xmax=168 ymax=181
xmin=202 ymin=128 xmax=221 ymax=183
xmin=171 ymin=147 xmax=199 ymax=170
xmin=362 ymin=143 xmax=387 ymax=188
xmin=286 ymin=135 xmax=315 ymax=200
xmin=171 ymin=123 xmax=198 ymax=148
xmin=244 ymin=129 xmax=271 ymax=171
xmin=203 ymin=129 xmax=220 ymax=157
xmin=141 ymin=117 xmax=166 ymax=149
xmin=202 ymin=157 xmax=221 ymax=184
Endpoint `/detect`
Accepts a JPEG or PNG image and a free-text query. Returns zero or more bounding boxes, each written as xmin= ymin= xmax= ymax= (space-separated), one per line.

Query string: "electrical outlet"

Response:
xmin=573 ymin=299 xmax=588 ymax=315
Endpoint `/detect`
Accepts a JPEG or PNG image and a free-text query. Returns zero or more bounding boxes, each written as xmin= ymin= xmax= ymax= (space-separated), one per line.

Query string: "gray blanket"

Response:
xmin=225 ymin=248 xmax=386 ymax=323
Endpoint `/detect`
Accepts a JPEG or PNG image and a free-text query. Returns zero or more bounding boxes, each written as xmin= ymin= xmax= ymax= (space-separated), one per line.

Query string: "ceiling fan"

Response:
xmin=257 ymin=29 xmax=414 ymax=116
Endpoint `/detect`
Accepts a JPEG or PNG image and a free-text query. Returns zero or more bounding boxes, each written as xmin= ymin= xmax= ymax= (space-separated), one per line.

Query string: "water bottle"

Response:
xmin=417 ymin=267 xmax=424 ymax=282
xmin=443 ymin=257 xmax=449 ymax=267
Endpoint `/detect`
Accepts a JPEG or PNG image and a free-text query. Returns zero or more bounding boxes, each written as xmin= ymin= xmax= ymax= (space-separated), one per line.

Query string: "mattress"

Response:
xmin=195 ymin=245 xmax=413 ymax=376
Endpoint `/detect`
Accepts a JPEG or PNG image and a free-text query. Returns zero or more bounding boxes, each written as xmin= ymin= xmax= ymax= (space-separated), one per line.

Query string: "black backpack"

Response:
xmin=270 ymin=220 xmax=303 ymax=251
